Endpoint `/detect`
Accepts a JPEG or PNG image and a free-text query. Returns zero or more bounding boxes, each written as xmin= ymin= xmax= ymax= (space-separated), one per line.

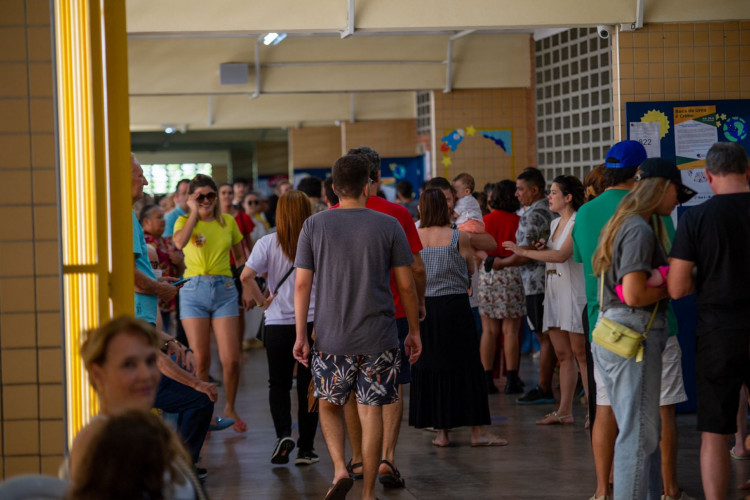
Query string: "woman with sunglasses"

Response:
xmin=240 ymin=190 xmax=319 ymax=466
xmin=173 ymin=174 xmax=248 ymax=432
xmin=242 ymin=192 xmax=271 ymax=243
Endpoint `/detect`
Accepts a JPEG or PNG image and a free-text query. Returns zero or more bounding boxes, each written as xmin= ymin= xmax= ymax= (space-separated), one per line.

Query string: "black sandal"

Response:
xmin=345 ymin=459 xmax=363 ymax=480
xmin=378 ymin=459 xmax=405 ymax=488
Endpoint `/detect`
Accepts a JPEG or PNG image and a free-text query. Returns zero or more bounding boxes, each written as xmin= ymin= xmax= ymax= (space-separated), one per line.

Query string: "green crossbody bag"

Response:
xmin=592 ymin=272 xmax=658 ymax=363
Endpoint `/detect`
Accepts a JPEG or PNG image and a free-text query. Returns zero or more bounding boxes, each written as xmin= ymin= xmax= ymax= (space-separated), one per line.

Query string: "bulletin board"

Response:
xmin=626 ymin=99 xmax=750 ymax=413
xmin=626 ymin=99 xmax=750 ymax=206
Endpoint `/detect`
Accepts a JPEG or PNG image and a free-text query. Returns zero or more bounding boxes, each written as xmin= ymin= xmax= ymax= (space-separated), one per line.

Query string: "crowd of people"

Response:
xmin=55 ymin=140 xmax=750 ymax=500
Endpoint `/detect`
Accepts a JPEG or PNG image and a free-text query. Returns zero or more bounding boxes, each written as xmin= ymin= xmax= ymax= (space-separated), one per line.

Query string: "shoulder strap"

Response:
xmin=272 ymin=266 xmax=295 ymax=295
xmin=600 ymin=271 xmax=659 ymax=337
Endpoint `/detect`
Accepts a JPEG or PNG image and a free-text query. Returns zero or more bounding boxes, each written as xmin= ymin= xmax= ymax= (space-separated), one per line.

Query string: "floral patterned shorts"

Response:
xmin=311 ymin=348 xmax=400 ymax=406
xmin=477 ymin=265 xmax=527 ymax=320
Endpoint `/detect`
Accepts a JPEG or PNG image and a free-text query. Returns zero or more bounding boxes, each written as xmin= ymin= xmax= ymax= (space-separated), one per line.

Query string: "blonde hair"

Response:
xmin=81 ymin=317 xmax=160 ymax=379
xmin=275 ymin=190 xmax=311 ymax=262
xmin=592 ymin=177 xmax=671 ymax=275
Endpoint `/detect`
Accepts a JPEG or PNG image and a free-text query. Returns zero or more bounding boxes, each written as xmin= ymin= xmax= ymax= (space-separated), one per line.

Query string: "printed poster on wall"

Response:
xmin=673 ymin=106 xmax=717 ymax=170
xmin=629 ymin=121 xmax=661 ymax=158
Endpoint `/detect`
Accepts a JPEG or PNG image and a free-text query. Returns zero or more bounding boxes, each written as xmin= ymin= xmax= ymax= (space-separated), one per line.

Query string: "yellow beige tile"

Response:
xmin=634 ymin=63 xmax=649 ymax=79
xmin=39 ymin=419 xmax=64 ymax=455
xmin=26 ymin=0 xmax=51 ymax=25
xmin=0 ymin=312 xmax=36 ymax=347
xmin=27 ymin=26 xmax=52 ymax=61
xmin=726 ymin=62 xmax=740 ymax=77
xmin=710 ymin=61 xmax=726 ymax=76
xmin=724 ymin=22 xmax=739 ymax=31
xmin=709 ymin=22 xmax=725 ymax=32
xmin=633 ymin=93 xmax=650 ymax=101
xmin=0 ymin=242 xmax=34 ymax=277
xmin=679 ymin=31 xmax=694 ymax=46
xmin=39 ymin=383 xmax=63 ymax=419
xmin=725 ymin=31 xmax=739 ymax=46
xmin=680 ymin=78 xmax=696 ymax=93
xmin=663 ymin=23 xmax=679 ymax=32
xmin=664 ymin=63 xmax=679 ymax=78
xmin=678 ymin=23 xmax=694 ymax=33
xmin=648 ymin=32 xmax=664 ymax=47
xmin=709 ymin=77 xmax=725 ymax=92
xmin=0 ymin=63 xmax=28 ymax=98
xmin=36 ymin=311 xmax=61 ymax=347
xmin=41 ymin=455 xmax=64 ymax=475
xmin=694 ymin=47 xmax=710 ymax=62
xmin=0 ymin=277 xmax=35 ymax=313
xmin=619 ymin=63 xmax=634 ymax=79
xmin=648 ymin=63 xmax=664 ymax=79
xmin=664 ymin=93 xmax=681 ymax=101
xmin=725 ymin=91 xmax=741 ymax=99
xmin=634 ymin=48 xmax=649 ymax=63
xmin=648 ymin=48 xmax=663 ymax=63
xmin=619 ymin=79 xmax=634 ymax=95
xmin=33 ymin=205 xmax=59 ymax=240
xmin=30 ymin=98 xmax=54 ymax=133
xmin=664 ymin=78 xmax=680 ymax=93
xmin=28 ymin=63 xmax=53 ymax=98
xmin=725 ymin=77 xmax=740 ymax=92
xmin=4 ymin=456 xmax=40 ymax=476
xmin=34 ymin=240 xmax=60 ymax=276
xmin=649 ymin=79 xmax=665 ymax=94
xmin=0 ymin=99 xmax=31 ymax=133
xmin=694 ymin=31 xmax=709 ymax=45
xmin=0 ymin=206 xmax=33 ymax=240
xmin=741 ymin=45 xmax=750 ymax=62
xmin=680 ymin=63 xmax=695 ymax=78
xmin=618 ymin=32 xmax=633 ymax=48
xmin=742 ymin=61 xmax=750 ymax=77
xmin=634 ymin=79 xmax=650 ymax=94
xmin=695 ymin=62 xmax=710 ymax=77
xmin=619 ymin=48 xmax=634 ymax=64
xmin=32 ymin=169 xmax=57 ymax=204
xmin=633 ymin=32 xmax=649 ymax=48
xmin=2 ymin=384 xmax=39 ymax=419
xmin=0 ymin=134 xmax=30 ymax=168
xmin=726 ymin=45 xmax=740 ymax=62
xmin=36 ymin=276 xmax=59 ymax=312
xmin=37 ymin=347 xmax=62 ymax=383
xmin=31 ymin=133 xmax=55 ymax=168
xmin=741 ymin=21 xmax=750 ymax=30
xmin=1 ymin=170 xmax=32 ymax=204
xmin=664 ymin=48 xmax=679 ymax=63
xmin=694 ymin=77 xmax=710 ymax=93
xmin=4 ymin=420 xmax=40 ymax=455
xmin=0 ymin=0 xmax=25 ymax=26
xmin=0 ymin=27 xmax=27 ymax=61
xmin=709 ymin=31 xmax=726 ymax=47
xmin=663 ymin=32 xmax=679 ymax=47
xmin=1 ymin=347 xmax=37 ymax=383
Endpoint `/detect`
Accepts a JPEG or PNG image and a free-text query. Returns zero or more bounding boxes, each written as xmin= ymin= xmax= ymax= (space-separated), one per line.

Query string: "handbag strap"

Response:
xmin=599 ymin=271 xmax=659 ymax=337
xmin=272 ymin=266 xmax=295 ymax=295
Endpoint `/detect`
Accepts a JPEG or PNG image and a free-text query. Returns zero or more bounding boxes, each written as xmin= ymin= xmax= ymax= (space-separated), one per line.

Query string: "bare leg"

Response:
xmin=319 ymin=399 xmax=350 ymax=485
xmin=570 ymin=332 xmax=589 ymax=400
xmin=212 ymin=316 xmax=242 ymax=421
xmin=343 ymin=393 xmax=363 ymax=475
xmin=357 ymin=403 xmax=384 ymax=500
xmin=502 ymin=317 xmax=522 ymax=371
xmin=379 ymin=385 xmax=403 ymax=472
xmin=593 ymin=405 xmax=617 ymax=498
xmin=659 ymin=405 xmax=680 ymax=498
xmin=181 ymin=317 xmax=212 ymax=381
xmin=735 ymin=387 xmax=748 ymax=456
xmin=536 ymin=332 xmax=556 ymax=393
xmin=479 ymin=316 xmax=500 ymax=370
xmin=547 ymin=329 xmax=577 ymax=418
xmin=701 ymin=432 xmax=731 ymax=500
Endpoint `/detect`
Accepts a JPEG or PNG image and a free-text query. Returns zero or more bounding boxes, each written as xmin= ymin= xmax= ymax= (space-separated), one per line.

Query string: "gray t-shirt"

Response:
xmin=600 ymin=215 xmax=669 ymax=314
xmin=515 ymin=198 xmax=556 ymax=295
xmin=295 ymin=208 xmax=414 ymax=355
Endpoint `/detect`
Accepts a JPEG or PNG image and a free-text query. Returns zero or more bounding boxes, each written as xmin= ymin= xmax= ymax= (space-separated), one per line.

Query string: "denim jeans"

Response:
xmin=592 ymin=306 xmax=668 ymax=500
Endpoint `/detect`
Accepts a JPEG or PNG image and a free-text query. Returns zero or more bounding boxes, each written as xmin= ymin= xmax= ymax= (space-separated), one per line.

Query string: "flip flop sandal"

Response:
xmin=731 ymin=447 xmax=750 ymax=460
xmin=471 ymin=435 xmax=509 ymax=447
xmin=345 ymin=459 xmax=363 ymax=480
xmin=378 ymin=459 xmax=405 ymax=488
xmin=324 ymin=477 xmax=354 ymax=500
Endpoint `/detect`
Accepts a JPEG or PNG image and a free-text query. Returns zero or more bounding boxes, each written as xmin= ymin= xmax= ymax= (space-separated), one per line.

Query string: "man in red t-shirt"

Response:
xmin=334 ymin=146 xmax=426 ymax=488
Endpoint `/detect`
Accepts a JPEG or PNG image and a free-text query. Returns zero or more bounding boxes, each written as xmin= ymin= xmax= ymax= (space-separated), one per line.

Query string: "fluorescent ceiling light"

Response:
xmin=263 ymin=32 xmax=287 ymax=46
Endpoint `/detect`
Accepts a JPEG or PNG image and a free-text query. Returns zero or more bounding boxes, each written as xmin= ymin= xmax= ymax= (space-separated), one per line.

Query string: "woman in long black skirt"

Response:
xmin=409 ymin=188 xmax=508 ymax=447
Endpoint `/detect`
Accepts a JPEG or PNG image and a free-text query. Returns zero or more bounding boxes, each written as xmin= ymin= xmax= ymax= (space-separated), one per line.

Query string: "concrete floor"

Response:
xmin=199 ymin=347 xmax=749 ymax=499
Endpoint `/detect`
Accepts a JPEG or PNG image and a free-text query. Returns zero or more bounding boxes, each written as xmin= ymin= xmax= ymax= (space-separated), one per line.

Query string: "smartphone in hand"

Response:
xmin=172 ymin=277 xmax=191 ymax=287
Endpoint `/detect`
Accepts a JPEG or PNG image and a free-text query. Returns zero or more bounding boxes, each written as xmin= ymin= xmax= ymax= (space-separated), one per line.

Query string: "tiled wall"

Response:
xmin=342 ymin=119 xmax=418 ymax=158
xmin=612 ymin=21 xmax=750 ymax=139
xmin=289 ymin=126 xmax=342 ymax=169
xmin=0 ymin=0 xmax=65 ymax=478
xmin=433 ymin=88 xmax=536 ymax=189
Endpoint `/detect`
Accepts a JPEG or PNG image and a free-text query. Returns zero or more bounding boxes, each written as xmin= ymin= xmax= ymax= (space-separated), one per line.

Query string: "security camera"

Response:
xmin=597 ymin=25 xmax=611 ymax=39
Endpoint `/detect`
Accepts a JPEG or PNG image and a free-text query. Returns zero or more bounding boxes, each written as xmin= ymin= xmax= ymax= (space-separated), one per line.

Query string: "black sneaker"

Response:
xmin=295 ymin=449 xmax=320 ymax=466
xmin=194 ymin=466 xmax=208 ymax=480
xmin=516 ymin=385 xmax=555 ymax=405
xmin=271 ymin=437 xmax=296 ymax=464
xmin=504 ymin=377 xmax=525 ymax=394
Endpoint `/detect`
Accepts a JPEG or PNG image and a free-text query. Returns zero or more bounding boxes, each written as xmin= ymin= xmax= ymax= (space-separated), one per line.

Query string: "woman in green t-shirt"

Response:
xmin=173 ymin=174 xmax=247 ymax=432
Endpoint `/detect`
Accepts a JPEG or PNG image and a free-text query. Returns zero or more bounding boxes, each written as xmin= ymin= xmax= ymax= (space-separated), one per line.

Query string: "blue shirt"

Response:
xmin=133 ymin=210 xmax=157 ymax=324
xmin=163 ymin=205 xmax=186 ymax=237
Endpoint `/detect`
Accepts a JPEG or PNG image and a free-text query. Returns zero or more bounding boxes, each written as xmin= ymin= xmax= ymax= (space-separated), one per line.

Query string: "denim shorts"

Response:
xmin=179 ymin=275 xmax=239 ymax=319
xmin=311 ymin=348 xmax=400 ymax=406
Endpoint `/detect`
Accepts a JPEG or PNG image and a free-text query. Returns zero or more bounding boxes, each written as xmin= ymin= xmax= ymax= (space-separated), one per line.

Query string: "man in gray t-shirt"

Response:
xmin=293 ymin=153 xmax=421 ymax=500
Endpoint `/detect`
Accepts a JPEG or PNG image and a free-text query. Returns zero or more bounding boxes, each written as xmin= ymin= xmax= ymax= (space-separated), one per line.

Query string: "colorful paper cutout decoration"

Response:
xmin=441 ymin=155 xmax=453 ymax=167
xmin=716 ymin=115 xmax=748 ymax=142
xmin=478 ymin=130 xmax=512 ymax=156
xmin=465 ymin=125 xmax=477 ymax=136
xmin=641 ymin=110 xmax=670 ymax=139
xmin=440 ymin=129 xmax=465 ymax=152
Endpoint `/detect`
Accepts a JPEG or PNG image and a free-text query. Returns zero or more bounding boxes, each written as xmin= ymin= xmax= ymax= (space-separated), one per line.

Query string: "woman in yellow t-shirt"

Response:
xmin=173 ymin=174 xmax=247 ymax=432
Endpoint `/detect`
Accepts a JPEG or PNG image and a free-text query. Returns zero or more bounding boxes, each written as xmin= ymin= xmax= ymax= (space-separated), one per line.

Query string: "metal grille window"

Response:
xmin=535 ymin=28 xmax=613 ymax=182
xmin=416 ymin=91 xmax=431 ymax=136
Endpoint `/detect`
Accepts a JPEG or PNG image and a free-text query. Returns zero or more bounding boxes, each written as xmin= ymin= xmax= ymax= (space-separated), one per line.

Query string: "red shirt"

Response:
xmin=483 ymin=209 xmax=520 ymax=258
xmin=229 ymin=211 xmax=255 ymax=265
xmin=332 ymin=196 xmax=422 ymax=318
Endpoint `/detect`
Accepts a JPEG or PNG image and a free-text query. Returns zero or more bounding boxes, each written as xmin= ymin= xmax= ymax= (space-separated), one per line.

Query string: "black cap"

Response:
xmin=634 ymin=158 xmax=697 ymax=204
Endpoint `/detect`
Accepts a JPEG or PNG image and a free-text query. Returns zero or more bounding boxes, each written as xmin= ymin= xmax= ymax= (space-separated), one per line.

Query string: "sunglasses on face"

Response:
xmin=246 ymin=199 xmax=259 ymax=205
xmin=196 ymin=192 xmax=217 ymax=203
